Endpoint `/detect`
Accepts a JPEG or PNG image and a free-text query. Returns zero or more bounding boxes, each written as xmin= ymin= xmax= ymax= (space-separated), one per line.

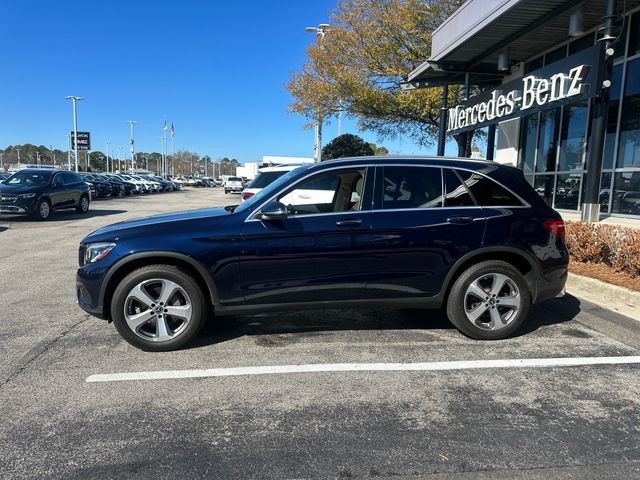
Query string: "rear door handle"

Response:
xmin=446 ymin=216 xmax=474 ymax=224
xmin=336 ymin=219 xmax=362 ymax=227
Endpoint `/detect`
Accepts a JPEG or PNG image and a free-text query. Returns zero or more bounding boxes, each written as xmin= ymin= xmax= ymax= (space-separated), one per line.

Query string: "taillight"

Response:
xmin=543 ymin=219 xmax=565 ymax=238
xmin=242 ymin=191 xmax=254 ymax=200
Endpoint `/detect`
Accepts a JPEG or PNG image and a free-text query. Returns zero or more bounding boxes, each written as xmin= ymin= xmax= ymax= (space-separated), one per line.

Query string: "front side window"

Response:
xmin=278 ymin=168 xmax=365 ymax=216
xmin=379 ymin=166 xmax=442 ymax=210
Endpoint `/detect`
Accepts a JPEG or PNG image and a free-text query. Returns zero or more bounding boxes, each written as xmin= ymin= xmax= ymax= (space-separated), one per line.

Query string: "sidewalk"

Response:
xmin=561 ymin=211 xmax=640 ymax=229
xmin=566 ymin=272 xmax=640 ymax=320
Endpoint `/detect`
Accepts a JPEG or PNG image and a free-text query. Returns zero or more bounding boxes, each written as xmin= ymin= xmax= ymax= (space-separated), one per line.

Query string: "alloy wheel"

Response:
xmin=463 ymin=273 xmax=521 ymax=331
xmin=124 ymin=278 xmax=193 ymax=342
xmin=40 ymin=201 xmax=50 ymax=218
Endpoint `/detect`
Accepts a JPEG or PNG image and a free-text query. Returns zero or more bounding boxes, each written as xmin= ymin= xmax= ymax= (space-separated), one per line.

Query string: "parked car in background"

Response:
xmin=1 ymin=168 xmax=90 ymax=220
xmin=147 ymin=175 xmax=174 ymax=192
xmin=224 ymin=176 xmax=245 ymax=194
xmin=80 ymin=173 xmax=114 ymax=198
xmin=241 ymin=165 xmax=302 ymax=201
xmin=104 ymin=174 xmax=135 ymax=196
xmin=97 ymin=174 xmax=126 ymax=197
xmin=116 ymin=174 xmax=145 ymax=193
xmin=76 ymin=156 xmax=568 ymax=351
xmin=85 ymin=181 xmax=97 ymax=199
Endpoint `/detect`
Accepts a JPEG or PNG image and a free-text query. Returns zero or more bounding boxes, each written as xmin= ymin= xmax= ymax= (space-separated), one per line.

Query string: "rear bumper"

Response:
xmin=533 ymin=271 xmax=568 ymax=303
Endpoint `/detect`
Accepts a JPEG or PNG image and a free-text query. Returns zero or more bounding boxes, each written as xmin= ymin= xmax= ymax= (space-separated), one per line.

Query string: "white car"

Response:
xmin=240 ymin=165 xmax=302 ymax=201
xmin=117 ymin=174 xmax=144 ymax=193
xmin=224 ymin=176 xmax=245 ymax=194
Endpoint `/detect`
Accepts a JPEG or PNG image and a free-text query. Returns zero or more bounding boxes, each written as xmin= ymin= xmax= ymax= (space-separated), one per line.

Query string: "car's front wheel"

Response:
xmin=446 ymin=260 xmax=530 ymax=340
xmin=111 ymin=265 xmax=208 ymax=351
xmin=33 ymin=197 xmax=51 ymax=220
xmin=76 ymin=195 xmax=90 ymax=214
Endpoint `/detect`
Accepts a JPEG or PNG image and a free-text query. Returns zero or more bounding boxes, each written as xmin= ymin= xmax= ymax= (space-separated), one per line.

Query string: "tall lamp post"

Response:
xmin=127 ymin=120 xmax=137 ymax=171
xmin=64 ymin=96 xmax=83 ymax=172
xmin=305 ymin=23 xmax=330 ymax=163
xmin=106 ymin=141 xmax=111 ymax=173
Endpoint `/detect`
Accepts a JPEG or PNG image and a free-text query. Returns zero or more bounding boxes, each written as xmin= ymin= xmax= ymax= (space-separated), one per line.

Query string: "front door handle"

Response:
xmin=336 ymin=219 xmax=362 ymax=227
xmin=446 ymin=216 xmax=474 ymax=225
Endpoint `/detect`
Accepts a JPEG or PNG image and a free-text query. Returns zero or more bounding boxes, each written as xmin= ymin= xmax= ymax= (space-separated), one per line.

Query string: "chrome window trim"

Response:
xmin=245 ymin=162 xmax=530 ymax=223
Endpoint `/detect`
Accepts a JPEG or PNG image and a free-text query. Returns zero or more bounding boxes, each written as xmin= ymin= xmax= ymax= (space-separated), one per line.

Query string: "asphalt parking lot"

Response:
xmin=1 ymin=188 xmax=639 ymax=479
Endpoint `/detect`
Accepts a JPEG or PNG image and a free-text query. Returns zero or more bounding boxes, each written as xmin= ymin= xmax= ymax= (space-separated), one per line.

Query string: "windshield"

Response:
xmin=6 ymin=171 xmax=52 ymax=185
xmin=250 ymin=170 xmax=293 ymax=189
xmin=234 ymin=166 xmax=310 ymax=214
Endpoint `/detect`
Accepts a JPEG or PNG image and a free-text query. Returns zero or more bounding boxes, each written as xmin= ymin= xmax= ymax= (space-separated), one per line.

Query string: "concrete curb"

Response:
xmin=566 ymin=272 xmax=640 ymax=320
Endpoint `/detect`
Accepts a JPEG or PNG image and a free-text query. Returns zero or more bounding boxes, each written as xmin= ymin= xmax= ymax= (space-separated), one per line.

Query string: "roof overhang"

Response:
xmin=408 ymin=0 xmax=638 ymax=83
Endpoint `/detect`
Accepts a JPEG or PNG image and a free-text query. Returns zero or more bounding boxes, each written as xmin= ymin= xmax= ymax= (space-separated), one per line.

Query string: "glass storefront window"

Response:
xmin=603 ymin=65 xmax=623 ymax=170
xmin=520 ymin=113 xmax=538 ymax=173
xmin=555 ymin=173 xmax=582 ymax=210
xmin=558 ymin=102 xmax=588 ymax=172
xmin=612 ymin=171 xmax=640 ymax=215
xmin=534 ymin=175 xmax=555 ymax=206
xmin=599 ymin=172 xmax=612 ymax=208
xmin=524 ymin=56 xmax=543 ymax=74
xmin=536 ymin=109 xmax=559 ymax=172
xmin=617 ymin=58 xmax=640 ymax=168
xmin=628 ymin=11 xmax=640 ymax=57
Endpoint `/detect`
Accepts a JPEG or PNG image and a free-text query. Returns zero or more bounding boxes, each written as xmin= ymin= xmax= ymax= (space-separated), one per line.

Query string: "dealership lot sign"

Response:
xmin=447 ymin=44 xmax=604 ymax=134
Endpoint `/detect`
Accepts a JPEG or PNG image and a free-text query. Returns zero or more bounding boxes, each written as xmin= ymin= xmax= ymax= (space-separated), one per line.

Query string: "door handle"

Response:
xmin=336 ymin=219 xmax=362 ymax=227
xmin=446 ymin=216 xmax=474 ymax=224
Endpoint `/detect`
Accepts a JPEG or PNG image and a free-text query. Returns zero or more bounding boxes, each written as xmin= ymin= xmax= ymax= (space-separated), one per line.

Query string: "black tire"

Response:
xmin=33 ymin=197 xmax=51 ymax=220
xmin=76 ymin=194 xmax=90 ymax=214
xmin=446 ymin=260 xmax=531 ymax=340
xmin=111 ymin=264 xmax=208 ymax=351
xmin=224 ymin=190 xmax=229 ymax=194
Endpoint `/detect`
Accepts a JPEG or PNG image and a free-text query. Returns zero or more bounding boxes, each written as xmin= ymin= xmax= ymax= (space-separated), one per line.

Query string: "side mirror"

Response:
xmin=259 ymin=201 xmax=288 ymax=221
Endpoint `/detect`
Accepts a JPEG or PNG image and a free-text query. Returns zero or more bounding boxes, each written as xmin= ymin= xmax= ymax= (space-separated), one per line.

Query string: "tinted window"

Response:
xmin=457 ymin=170 xmax=524 ymax=206
xmin=228 ymin=177 xmax=242 ymax=182
xmin=63 ymin=172 xmax=81 ymax=184
xmin=251 ymin=171 xmax=289 ymax=189
xmin=380 ymin=167 xmax=442 ymax=210
xmin=6 ymin=171 xmax=52 ymax=185
xmin=278 ymin=169 xmax=365 ymax=216
xmin=444 ymin=169 xmax=475 ymax=207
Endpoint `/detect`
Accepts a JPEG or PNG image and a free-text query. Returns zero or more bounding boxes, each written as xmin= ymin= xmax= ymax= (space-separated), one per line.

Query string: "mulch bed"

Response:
xmin=569 ymin=261 xmax=640 ymax=293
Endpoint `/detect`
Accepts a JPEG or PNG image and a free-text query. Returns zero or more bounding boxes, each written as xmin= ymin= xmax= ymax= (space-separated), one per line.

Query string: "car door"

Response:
xmin=239 ymin=166 xmax=373 ymax=305
xmin=367 ymin=165 xmax=487 ymax=298
xmin=49 ymin=172 xmax=69 ymax=208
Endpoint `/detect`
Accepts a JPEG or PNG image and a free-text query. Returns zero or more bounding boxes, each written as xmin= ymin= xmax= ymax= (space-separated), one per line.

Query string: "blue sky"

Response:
xmin=0 ymin=0 xmax=446 ymax=163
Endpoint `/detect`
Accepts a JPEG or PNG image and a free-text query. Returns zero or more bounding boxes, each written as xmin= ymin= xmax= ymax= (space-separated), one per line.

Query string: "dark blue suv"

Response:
xmin=76 ymin=157 xmax=568 ymax=351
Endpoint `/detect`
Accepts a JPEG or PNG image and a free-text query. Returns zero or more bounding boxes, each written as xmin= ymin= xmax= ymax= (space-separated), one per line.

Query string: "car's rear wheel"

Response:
xmin=446 ymin=260 xmax=530 ymax=340
xmin=76 ymin=195 xmax=89 ymax=214
xmin=33 ymin=197 xmax=51 ymax=220
xmin=111 ymin=265 xmax=207 ymax=351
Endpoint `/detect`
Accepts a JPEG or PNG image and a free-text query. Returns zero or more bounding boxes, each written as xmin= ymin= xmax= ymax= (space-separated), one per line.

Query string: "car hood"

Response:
xmin=0 ymin=184 xmax=44 ymax=194
xmin=83 ymin=207 xmax=232 ymax=242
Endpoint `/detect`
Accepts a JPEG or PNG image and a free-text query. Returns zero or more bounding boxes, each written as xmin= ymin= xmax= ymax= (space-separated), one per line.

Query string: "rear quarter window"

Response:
xmin=453 ymin=169 xmax=524 ymax=207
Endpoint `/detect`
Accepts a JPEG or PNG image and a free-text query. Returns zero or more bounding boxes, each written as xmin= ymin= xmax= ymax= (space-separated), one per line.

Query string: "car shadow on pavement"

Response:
xmin=190 ymin=295 xmax=582 ymax=349
xmin=0 ymin=209 xmax=127 ymax=225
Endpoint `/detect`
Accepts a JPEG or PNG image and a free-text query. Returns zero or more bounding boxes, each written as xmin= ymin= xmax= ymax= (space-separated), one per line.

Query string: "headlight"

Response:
xmin=18 ymin=193 xmax=37 ymax=199
xmin=84 ymin=242 xmax=116 ymax=265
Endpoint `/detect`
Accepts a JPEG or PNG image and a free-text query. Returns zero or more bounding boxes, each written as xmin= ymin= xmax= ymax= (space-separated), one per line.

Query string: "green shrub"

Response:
xmin=565 ymin=221 xmax=640 ymax=278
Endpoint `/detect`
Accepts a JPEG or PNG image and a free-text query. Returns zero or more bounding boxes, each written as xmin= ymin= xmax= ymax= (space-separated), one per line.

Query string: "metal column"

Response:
xmin=437 ymin=85 xmax=449 ymax=157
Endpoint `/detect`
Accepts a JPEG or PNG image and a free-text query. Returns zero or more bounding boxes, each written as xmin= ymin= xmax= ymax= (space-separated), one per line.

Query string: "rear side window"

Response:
xmin=444 ymin=169 xmax=475 ymax=207
xmin=452 ymin=169 xmax=524 ymax=207
xmin=380 ymin=166 xmax=443 ymax=209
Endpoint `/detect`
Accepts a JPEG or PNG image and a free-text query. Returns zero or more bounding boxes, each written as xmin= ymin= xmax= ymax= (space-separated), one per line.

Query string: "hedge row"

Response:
xmin=565 ymin=221 xmax=640 ymax=278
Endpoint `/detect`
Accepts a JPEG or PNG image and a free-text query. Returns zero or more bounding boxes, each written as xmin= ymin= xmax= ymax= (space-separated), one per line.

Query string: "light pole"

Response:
xmin=160 ymin=137 xmax=166 ymax=176
xmin=118 ymin=147 xmax=123 ymax=173
xmin=106 ymin=141 xmax=111 ymax=173
xmin=16 ymin=148 xmax=21 ymax=169
xmin=64 ymin=96 xmax=83 ymax=172
xmin=305 ymin=23 xmax=330 ymax=163
xmin=127 ymin=121 xmax=137 ymax=171
xmin=66 ymin=135 xmax=71 ymax=170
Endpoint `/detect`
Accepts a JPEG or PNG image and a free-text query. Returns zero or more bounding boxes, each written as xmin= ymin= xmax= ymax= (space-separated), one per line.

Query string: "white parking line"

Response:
xmin=86 ymin=356 xmax=640 ymax=383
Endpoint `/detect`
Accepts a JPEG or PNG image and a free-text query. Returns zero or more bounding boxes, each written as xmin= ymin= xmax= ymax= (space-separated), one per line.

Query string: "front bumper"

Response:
xmin=0 ymin=205 xmax=28 ymax=213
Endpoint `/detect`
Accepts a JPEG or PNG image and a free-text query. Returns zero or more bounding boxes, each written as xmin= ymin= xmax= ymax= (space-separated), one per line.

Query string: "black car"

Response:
xmin=80 ymin=173 xmax=114 ymax=198
xmin=0 ymin=173 xmax=9 ymax=183
xmin=0 ymin=169 xmax=90 ymax=220
xmin=104 ymin=174 xmax=135 ymax=195
xmin=77 ymin=156 xmax=568 ymax=351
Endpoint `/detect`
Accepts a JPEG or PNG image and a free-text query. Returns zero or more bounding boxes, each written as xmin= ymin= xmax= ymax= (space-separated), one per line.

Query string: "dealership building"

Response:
xmin=406 ymin=0 xmax=640 ymax=219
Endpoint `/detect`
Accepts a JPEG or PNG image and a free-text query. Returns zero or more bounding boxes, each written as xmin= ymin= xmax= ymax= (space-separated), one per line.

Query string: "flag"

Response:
xmin=170 ymin=123 xmax=174 ymax=137
xmin=163 ymin=117 xmax=167 ymax=131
